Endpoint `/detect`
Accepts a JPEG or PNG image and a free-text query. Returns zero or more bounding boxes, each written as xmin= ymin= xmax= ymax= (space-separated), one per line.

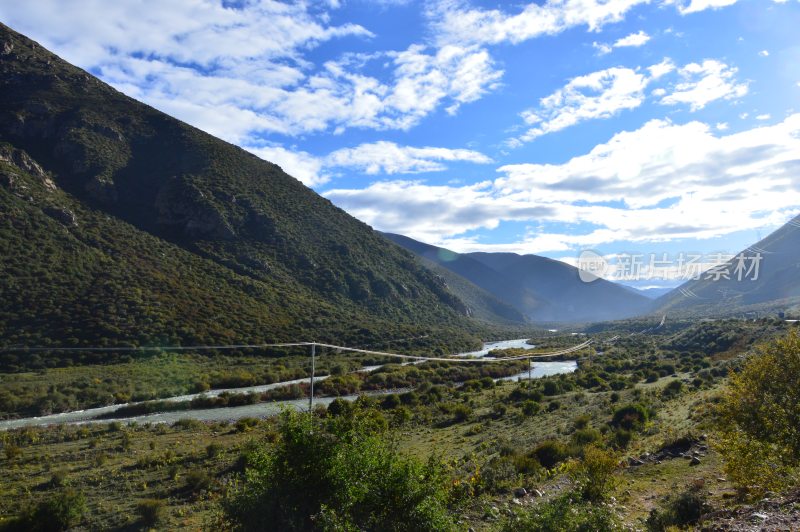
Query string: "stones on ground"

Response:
xmin=690 ymin=456 xmax=701 ymax=466
xmin=513 ymin=487 xmax=527 ymax=498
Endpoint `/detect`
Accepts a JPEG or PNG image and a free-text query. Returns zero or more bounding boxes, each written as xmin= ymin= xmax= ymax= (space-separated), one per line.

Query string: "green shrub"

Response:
xmin=571 ymin=446 xmax=618 ymax=501
xmin=137 ymin=498 xmax=166 ymax=527
xmin=450 ymin=403 xmax=473 ymax=423
xmin=480 ymin=456 xmax=518 ymax=493
xmin=521 ymin=400 xmax=540 ymax=416
xmin=20 ymin=488 xmax=87 ymax=531
xmin=173 ymin=418 xmax=203 ymax=430
xmin=531 ymin=440 xmax=569 ymax=469
xmin=571 ymin=428 xmax=602 ymax=447
xmin=206 ymin=442 xmax=223 ymax=458
xmin=185 ymin=469 xmax=212 ymax=493
xmin=611 ymin=428 xmax=633 ymax=449
xmin=715 ymin=331 xmax=800 ymax=494
xmin=611 ymin=404 xmax=649 ymax=431
xmin=503 ymin=491 xmax=620 ymax=531
xmin=646 ymin=482 xmax=709 ymax=530
xmin=661 ymin=380 xmax=683 ymax=398
xmin=223 ymin=409 xmax=456 ymax=531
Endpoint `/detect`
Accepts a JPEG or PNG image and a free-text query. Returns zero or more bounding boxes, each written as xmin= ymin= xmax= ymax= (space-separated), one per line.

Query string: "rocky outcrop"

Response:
xmin=155 ymin=176 xmax=236 ymax=240
xmin=43 ymin=206 xmax=77 ymax=226
xmin=0 ymin=144 xmax=56 ymax=190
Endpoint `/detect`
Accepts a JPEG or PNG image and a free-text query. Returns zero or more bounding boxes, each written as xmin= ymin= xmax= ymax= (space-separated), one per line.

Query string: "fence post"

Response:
xmin=309 ymin=342 xmax=316 ymax=411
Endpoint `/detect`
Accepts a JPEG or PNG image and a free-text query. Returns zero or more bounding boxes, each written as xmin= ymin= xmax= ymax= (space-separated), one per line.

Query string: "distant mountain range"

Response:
xmin=382 ymin=233 xmax=652 ymax=323
xmin=0 ymin=23 xmax=487 ymax=364
xmin=654 ymin=214 xmax=800 ymax=316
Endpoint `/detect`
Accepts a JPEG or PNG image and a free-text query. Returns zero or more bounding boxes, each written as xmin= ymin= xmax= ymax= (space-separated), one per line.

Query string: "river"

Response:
xmin=0 ymin=339 xmax=576 ymax=430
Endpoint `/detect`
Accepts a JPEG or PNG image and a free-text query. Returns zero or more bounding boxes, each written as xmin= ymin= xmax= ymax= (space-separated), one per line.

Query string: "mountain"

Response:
xmin=620 ymin=285 xmax=674 ymax=299
xmin=383 ymin=233 xmax=652 ymax=323
xmin=0 ymin=23 xmax=485 ymax=368
xmin=655 ymin=214 xmax=800 ymax=316
xmin=381 ymin=233 xmax=528 ymax=324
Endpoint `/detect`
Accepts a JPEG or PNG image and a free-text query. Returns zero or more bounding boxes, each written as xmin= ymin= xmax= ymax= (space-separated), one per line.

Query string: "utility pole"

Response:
xmin=528 ymin=357 xmax=532 ymax=381
xmin=309 ymin=342 xmax=316 ymax=411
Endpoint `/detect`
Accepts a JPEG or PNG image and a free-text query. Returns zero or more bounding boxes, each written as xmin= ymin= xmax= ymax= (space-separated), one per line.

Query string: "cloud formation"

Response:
xmin=659 ymin=60 xmax=748 ymax=111
xmin=429 ymin=0 xmax=651 ymax=47
xmin=327 ymin=115 xmax=800 ymax=252
xmin=513 ymin=67 xmax=650 ymax=144
xmin=0 ymin=1 xmax=503 ymax=144
xmin=326 ymin=142 xmax=491 ymax=175
xmin=594 ymin=30 xmax=651 ymax=55
xmin=245 ymin=141 xmax=492 ymax=187
xmin=509 ymin=58 xmax=746 ymax=145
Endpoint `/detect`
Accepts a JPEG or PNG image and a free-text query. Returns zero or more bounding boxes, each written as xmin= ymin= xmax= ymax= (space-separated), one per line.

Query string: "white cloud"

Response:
xmin=716 ymin=122 xmax=729 ymax=130
xmin=676 ymin=0 xmax=790 ymax=15
xmin=325 ymin=142 xmax=491 ymax=174
xmin=428 ymin=0 xmax=651 ymax=47
xmin=593 ymin=30 xmax=650 ymax=56
xmin=508 ymin=58 xmax=747 ymax=145
xmin=0 ymin=1 xmax=372 ymax=68
xmin=678 ymin=0 xmax=739 ymax=15
xmin=592 ymin=42 xmax=613 ymax=55
xmin=659 ymin=60 xmax=748 ymax=111
xmin=614 ymin=30 xmax=651 ymax=48
xmin=246 ymin=145 xmax=329 ymax=187
xmin=244 ymin=140 xmax=492 ymax=187
xmin=756 ymin=114 xmax=771 ymax=120
xmin=648 ymin=58 xmax=677 ymax=79
xmin=514 ymin=67 xmax=649 ymax=142
xmin=327 ymin=115 xmax=800 ymax=252
xmin=759 ymin=50 xmax=770 ymax=57
xmin=0 ymin=1 xmax=503 ymax=143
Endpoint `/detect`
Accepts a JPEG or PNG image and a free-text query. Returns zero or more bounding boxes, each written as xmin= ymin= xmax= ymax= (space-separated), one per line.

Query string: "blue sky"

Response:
xmin=2 ymin=0 xmax=799 ymax=287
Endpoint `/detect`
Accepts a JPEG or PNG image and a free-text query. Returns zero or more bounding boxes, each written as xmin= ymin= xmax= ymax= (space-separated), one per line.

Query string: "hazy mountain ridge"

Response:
xmin=381 ymin=233 xmax=529 ymax=324
xmin=655 ymin=214 xmax=800 ymax=316
xmin=384 ymin=233 xmax=652 ymax=323
xmin=0 ymin=23 xmax=487 ymax=363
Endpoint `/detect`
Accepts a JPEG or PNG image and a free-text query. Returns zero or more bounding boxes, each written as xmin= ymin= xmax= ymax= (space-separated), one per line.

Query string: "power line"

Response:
xmin=0 ymin=340 xmax=593 ymax=362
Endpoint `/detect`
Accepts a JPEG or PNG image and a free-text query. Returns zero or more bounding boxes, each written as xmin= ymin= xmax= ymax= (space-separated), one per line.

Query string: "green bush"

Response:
xmin=571 ymin=446 xmax=618 ymax=502
xmin=185 ymin=469 xmax=212 ymax=493
xmin=531 ymin=440 xmax=569 ymax=469
xmin=450 ymin=403 xmax=473 ymax=423
xmin=646 ymin=482 xmax=709 ymax=530
xmin=137 ymin=498 xmax=166 ymax=527
xmin=503 ymin=491 xmax=620 ymax=531
xmin=571 ymin=428 xmax=602 ymax=447
xmin=18 ymin=488 xmax=87 ymax=531
xmin=521 ymin=400 xmax=540 ymax=416
xmin=611 ymin=404 xmax=649 ymax=431
xmin=223 ymin=409 xmax=456 ymax=531
xmin=715 ymin=331 xmax=800 ymax=494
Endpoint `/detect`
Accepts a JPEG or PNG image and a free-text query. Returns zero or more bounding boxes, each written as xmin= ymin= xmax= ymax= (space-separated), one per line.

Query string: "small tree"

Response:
xmin=715 ymin=331 xmax=800 ymax=494
xmin=571 ymin=446 xmax=618 ymax=502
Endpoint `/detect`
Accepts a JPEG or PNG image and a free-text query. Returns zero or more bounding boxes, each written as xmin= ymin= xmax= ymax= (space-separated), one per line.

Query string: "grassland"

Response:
xmin=1 ymin=317 xmax=797 ymax=530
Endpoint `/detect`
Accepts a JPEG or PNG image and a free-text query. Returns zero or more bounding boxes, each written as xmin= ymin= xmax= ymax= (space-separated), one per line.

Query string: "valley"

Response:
xmin=2 ymin=16 xmax=800 ymax=532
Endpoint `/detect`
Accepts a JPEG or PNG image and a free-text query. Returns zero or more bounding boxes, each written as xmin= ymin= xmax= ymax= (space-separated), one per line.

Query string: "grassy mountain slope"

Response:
xmin=0 ymin=23 xmax=484 ymax=367
xmin=655 ymin=214 xmax=800 ymax=316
